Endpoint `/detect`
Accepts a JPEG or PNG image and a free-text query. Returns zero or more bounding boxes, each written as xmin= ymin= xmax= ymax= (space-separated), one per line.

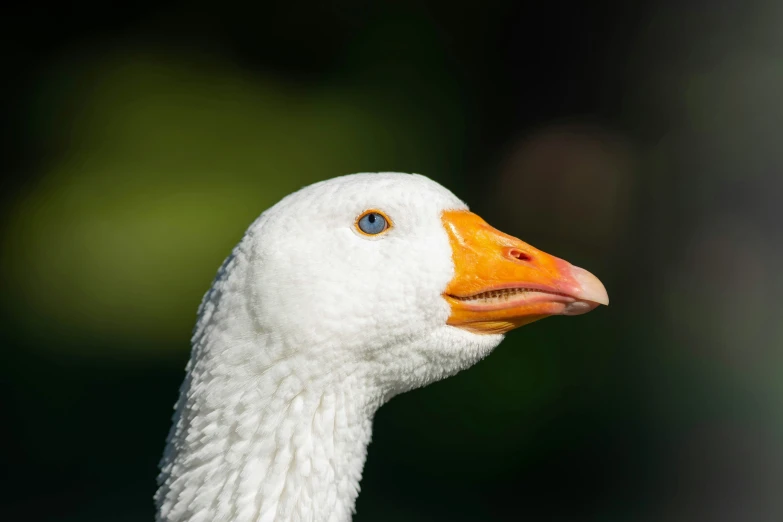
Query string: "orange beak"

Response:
xmin=442 ymin=210 xmax=609 ymax=335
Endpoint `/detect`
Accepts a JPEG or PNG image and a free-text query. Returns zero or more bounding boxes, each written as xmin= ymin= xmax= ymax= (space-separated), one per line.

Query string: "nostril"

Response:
xmin=508 ymin=248 xmax=532 ymax=262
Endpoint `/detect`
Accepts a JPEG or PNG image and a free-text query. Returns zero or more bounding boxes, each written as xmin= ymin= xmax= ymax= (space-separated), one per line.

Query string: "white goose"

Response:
xmin=155 ymin=172 xmax=608 ymax=522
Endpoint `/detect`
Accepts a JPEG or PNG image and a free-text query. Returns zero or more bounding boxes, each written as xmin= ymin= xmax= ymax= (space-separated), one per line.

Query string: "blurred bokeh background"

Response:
xmin=2 ymin=2 xmax=782 ymax=521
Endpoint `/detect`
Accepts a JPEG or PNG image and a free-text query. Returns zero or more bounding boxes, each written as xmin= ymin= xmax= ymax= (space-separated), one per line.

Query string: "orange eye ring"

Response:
xmin=355 ymin=209 xmax=393 ymax=236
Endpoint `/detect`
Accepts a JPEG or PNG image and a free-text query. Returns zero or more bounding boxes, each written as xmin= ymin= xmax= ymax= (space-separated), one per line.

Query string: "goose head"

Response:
xmin=235 ymin=172 xmax=607 ymax=395
xmin=156 ymin=172 xmax=608 ymax=522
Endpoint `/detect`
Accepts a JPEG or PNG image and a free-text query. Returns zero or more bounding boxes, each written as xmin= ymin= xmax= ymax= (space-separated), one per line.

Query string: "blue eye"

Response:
xmin=357 ymin=211 xmax=389 ymax=235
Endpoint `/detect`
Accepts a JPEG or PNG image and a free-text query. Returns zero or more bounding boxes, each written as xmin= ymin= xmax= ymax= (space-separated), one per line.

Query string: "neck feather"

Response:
xmin=155 ymin=343 xmax=380 ymax=522
xmin=154 ymin=244 xmax=496 ymax=522
xmin=155 ymin=253 xmax=384 ymax=522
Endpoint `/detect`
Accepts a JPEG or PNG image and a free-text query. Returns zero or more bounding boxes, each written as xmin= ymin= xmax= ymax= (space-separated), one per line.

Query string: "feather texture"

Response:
xmin=155 ymin=173 xmax=504 ymax=522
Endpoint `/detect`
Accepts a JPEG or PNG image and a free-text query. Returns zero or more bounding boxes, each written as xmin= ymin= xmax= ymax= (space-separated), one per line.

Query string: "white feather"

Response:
xmin=155 ymin=173 xmax=504 ymax=522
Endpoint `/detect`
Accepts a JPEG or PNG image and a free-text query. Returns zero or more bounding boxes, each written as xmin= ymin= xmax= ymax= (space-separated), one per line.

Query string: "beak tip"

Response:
xmin=571 ymin=265 xmax=609 ymax=306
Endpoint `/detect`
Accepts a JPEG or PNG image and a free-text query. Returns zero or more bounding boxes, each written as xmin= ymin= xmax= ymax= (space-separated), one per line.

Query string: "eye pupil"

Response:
xmin=368 ymin=214 xmax=376 ymax=223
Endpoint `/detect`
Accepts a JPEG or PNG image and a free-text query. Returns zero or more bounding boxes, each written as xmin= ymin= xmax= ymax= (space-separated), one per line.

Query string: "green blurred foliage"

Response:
xmin=2 ymin=43 xmax=464 ymax=351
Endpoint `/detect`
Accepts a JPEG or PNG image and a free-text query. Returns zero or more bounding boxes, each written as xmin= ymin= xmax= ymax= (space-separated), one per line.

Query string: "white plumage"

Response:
xmin=155 ymin=173 xmax=607 ymax=522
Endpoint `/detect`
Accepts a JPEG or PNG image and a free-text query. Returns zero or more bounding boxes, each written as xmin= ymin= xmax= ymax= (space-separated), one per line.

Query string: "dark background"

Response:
xmin=3 ymin=2 xmax=783 ymax=521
